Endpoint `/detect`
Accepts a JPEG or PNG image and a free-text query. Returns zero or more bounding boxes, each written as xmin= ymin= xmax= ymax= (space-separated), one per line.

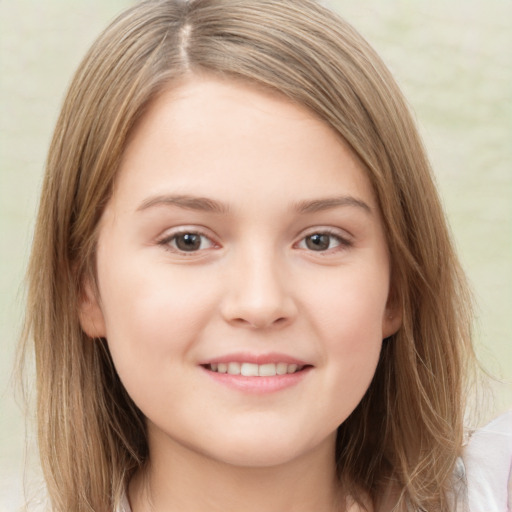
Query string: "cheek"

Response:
xmin=302 ymin=266 xmax=388 ymax=406
xmin=305 ymin=262 xmax=389 ymax=343
xmin=97 ymin=268 xmax=220 ymax=416
xmin=96 ymin=256 xmax=219 ymax=377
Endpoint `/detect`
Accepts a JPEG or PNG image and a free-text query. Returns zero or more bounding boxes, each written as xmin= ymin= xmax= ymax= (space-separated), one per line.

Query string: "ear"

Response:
xmin=382 ymin=293 xmax=403 ymax=339
xmin=78 ymin=278 xmax=106 ymax=339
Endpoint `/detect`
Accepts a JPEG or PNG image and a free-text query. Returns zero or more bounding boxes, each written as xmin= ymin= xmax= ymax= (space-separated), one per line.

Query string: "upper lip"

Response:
xmin=199 ymin=352 xmax=311 ymax=366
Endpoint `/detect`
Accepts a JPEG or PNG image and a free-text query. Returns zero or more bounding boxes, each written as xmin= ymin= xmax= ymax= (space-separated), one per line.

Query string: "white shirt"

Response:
xmin=463 ymin=410 xmax=512 ymax=511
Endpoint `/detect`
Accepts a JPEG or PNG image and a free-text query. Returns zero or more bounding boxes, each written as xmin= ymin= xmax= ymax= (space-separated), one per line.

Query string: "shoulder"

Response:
xmin=463 ymin=410 xmax=512 ymax=512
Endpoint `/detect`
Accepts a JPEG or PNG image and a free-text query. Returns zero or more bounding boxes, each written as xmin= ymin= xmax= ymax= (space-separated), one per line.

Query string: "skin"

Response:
xmin=80 ymin=75 xmax=402 ymax=512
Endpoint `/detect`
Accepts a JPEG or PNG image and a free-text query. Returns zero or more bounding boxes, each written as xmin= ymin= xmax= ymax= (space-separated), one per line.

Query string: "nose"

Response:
xmin=220 ymin=250 xmax=297 ymax=330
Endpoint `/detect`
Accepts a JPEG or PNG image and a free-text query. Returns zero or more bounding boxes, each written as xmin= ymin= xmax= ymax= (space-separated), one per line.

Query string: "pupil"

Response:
xmin=176 ymin=233 xmax=201 ymax=251
xmin=306 ymin=234 xmax=329 ymax=251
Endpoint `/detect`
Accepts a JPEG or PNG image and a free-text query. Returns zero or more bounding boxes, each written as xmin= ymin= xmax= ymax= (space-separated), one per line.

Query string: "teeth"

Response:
xmin=241 ymin=363 xmax=259 ymax=376
xmin=258 ymin=363 xmax=276 ymax=377
xmin=276 ymin=363 xmax=287 ymax=375
xmin=208 ymin=362 xmax=304 ymax=376
xmin=228 ymin=362 xmax=240 ymax=375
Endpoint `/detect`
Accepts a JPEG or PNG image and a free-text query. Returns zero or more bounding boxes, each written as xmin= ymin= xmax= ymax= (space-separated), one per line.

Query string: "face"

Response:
xmin=80 ymin=76 xmax=401 ymax=469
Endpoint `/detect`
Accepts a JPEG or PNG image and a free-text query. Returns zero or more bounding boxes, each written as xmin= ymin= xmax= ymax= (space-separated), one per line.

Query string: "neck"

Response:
xmin=129 ymin=431 xmax=349 ymax=512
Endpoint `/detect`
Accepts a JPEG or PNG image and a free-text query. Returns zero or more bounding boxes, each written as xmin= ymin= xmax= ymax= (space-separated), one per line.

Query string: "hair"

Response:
xmin=19 ymin=0 xmax=475 ymax=510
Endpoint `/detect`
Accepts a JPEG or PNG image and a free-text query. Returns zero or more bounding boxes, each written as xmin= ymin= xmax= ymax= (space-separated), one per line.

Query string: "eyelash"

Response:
xmin=157 ymin=229 xmax=218 ymax=255
xmin=157 ymin=228 xmax=353 ymax=255
xmin=296 ymin=228 xmax=353 ymax=254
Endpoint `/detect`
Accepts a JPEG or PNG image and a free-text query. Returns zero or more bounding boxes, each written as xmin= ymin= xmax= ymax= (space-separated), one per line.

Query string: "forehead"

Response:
xmin=112 ymin=74 xmax=376 ymax=212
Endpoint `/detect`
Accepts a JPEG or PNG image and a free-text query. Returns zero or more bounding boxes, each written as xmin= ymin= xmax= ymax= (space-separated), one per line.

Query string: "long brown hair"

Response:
xmin=20 ymin=0 xmax=475 ymax=510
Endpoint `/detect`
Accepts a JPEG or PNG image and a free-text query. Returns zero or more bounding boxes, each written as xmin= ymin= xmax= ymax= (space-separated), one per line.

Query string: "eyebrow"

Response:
xmin=294 ymin=196 xmax=372 ymax=215
xmin=136 ymin=194 xmax=372 ymax=215
xmin=137 ymin=194 xmax=230 ymax=214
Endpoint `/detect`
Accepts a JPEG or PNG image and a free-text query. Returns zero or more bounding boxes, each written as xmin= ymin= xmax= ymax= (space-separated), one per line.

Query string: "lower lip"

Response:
xmin=200 ymin=366 xmax=312 ymax=394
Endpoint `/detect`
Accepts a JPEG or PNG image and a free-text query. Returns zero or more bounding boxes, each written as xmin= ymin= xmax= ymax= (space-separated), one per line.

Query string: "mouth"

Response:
xmin=199 ymin=353 xmax=313 ymax=393
xmin=202 ymin=362 xmax=309 ymax=377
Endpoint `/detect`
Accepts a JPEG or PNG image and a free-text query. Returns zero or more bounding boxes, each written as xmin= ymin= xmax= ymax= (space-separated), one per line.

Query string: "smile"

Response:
xmin=206 ymin=362 xmax=305 ymax=376
xmin=200 ymin=356 xmax=312 ymax=394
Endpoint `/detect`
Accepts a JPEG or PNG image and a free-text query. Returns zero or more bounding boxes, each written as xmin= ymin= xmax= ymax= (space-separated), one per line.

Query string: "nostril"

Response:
xmin=232 ymin=317 xmax=250 ymax=325
xmin=230 ymin=317 xmax=285 ymax=328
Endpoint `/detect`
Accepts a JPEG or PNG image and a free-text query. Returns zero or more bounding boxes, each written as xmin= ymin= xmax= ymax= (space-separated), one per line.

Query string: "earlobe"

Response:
xmin=78 ymin=279 xmax=107 ymax=339
xmin=382 ymin=299 xmax=403 ymax=339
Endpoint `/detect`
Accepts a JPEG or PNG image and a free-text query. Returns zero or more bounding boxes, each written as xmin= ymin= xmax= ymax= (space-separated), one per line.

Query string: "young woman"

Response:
xmin=20 ymin=0 xmax=510 ymax=510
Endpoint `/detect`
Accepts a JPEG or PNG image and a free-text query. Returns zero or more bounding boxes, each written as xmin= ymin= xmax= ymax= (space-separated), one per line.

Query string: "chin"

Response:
xmin=200 ymin=430 xmax=332 ymax=469
xmin=211 ymin=447 xmax=304 ymax=469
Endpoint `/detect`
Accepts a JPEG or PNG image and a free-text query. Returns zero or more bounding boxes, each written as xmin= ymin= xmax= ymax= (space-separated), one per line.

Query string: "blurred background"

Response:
xmin=1 ymin=0 xmax=510 ymax=509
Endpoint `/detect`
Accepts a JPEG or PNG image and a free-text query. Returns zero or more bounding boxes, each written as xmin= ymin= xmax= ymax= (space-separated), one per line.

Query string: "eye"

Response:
xmin=159 ymin=231 xmax=216 ymax=253
xmin=297 ymin=231 xmax=351 ymax=252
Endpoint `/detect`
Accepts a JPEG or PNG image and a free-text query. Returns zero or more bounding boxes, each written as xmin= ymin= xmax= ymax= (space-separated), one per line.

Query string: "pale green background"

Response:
xmin=1 ymin=1 xmax=510 ymax=510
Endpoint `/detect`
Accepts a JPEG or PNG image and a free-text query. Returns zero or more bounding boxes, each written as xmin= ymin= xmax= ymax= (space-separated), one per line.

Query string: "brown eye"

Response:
xmin=158 ymin=228 xmax=218 ymax=255
xmin=305 ymin=234 xmax=332 ymax=251
xmin=174 ymin=233 xmax=202 ymax=251
xmin=297 ymin=231 xmax=351 ymax=253
xmin=159 ymin=231 xmax=216 ymax=253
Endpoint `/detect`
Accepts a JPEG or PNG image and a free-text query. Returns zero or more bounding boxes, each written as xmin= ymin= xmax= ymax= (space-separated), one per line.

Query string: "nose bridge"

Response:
xmin=221 ymin=241 xmax=296 ymax=329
